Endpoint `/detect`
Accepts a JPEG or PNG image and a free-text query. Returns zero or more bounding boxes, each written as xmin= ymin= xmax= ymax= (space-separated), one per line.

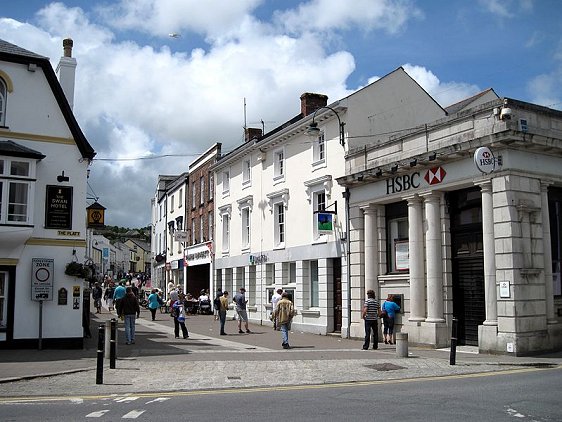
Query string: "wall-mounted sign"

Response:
xmin=173 ymin=231 xmax=189 ymax=242
xmin=45 ymin=185 xmax=73 ymax=229
xmin=57 ymin=230 xmax=80 ymax=237
xmin=72 ymin=285 xmax=80 ymax=297
xmin=249 ymin=254 xmax=268 ymax=265
xmin=474 ymin=147 xmax=496 ymax=174
xmin=58 ymin=287 xmax=68 ymax=305
xmin=499 ymin=281 xmax=510 ymax=298
xmin=315 ymin=211 xmax=334 ymax=234
xmin=385 ymin=167 xmax=447 ymax=195
xmin=184 ymin=242 xmax=213 ymax=266
xmin=31 ymin=258 xmax=54 ymax=301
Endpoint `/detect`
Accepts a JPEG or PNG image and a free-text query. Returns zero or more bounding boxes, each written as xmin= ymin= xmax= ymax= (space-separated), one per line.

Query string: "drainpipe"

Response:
xmin=343 ymin=187 xmax=351 ymax=338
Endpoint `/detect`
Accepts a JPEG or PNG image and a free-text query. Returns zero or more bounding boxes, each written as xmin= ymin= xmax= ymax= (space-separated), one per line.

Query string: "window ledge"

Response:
xmin=301 ymin=309 xmax=321 ymax=317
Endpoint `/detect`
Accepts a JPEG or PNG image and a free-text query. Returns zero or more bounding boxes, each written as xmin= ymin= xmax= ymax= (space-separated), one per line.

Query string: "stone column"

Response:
xmin=477 ymin=180 xmax=497 ymax=325
xmin=541 ymin=182 xmax=557 ymax=324
xmin=407 ymin=195 xmax=425 ymax=321
xmin=363 ymin=206 xmax=379 ymax=295
xmin=421 ymin=192 xmax=445 ymax=323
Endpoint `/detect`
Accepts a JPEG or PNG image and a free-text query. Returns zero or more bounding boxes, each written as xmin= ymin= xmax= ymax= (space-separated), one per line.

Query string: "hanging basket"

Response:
xmin=65 ymin=262 xmax=90 ymax=278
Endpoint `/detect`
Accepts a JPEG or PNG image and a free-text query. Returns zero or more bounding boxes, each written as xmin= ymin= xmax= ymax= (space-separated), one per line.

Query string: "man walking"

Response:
xmin=218 ymin=291 xmax=229 ymax=335
xmin=120 ymin=287 xmax=140 ymax=345
xmin=272 ymin=292 xmax=295 ymax=349
xmin=233 ymin=287 xmax=251 ymax=334
xmin=362 ymin=289 xmax=379 ymax=350
xmin=92 ymin=282 xmax=103 ymax=313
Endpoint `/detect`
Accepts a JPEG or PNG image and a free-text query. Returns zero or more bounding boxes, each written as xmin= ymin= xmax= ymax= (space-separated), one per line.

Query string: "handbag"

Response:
xmin=378 ymin=304 xmax=388 ymax=318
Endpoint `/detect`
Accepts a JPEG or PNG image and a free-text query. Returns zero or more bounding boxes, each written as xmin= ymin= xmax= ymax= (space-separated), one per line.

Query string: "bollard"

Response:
xmin=395 ymin=332 xmax=408 ymax=358
xmin=96 ymin=324 xmax=104 ymax=385
xmin=450 ymin=317 xmax=458 ymax=366
xmin=110 ymin=318 xmax=117 ymax=369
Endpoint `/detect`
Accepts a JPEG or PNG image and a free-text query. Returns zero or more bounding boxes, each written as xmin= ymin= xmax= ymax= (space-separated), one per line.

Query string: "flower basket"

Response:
xmin=65 ymin=262 xmax=90 ymax=278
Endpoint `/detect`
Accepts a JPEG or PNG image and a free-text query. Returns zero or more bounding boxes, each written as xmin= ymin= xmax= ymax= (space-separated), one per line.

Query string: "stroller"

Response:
xmin=198 ymin=298 xmax=213 ymax=315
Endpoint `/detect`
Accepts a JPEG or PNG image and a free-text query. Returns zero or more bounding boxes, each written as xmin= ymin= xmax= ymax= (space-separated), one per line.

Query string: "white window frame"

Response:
xmin=209 ymin=173 xmax=214 ymax=200
xmin=274 ymin=202 xmax=285 ymax=248
xmin=241 ymin=207 xmax=250 ymax=250
xmin=273 ymin=148 xmax=285 ymax=183
xmin=200 ymin=176 xmax=205 ymax=205
xmin=0 ymin=78 xmax=7 ymax=127
xmin=310 ymin=260 xmax=319 ymax=308
xmin=192 ymin=182 xmax=196 ymax=209
xmin=219 ymin=205 xmax=232 ymax=254
xmin=191 ymin=218 xmax=196 ymax=245
xmin=170 ymin=194 xmax=174 ymax=212
xmin=242 ymin=159 xmax=251 ymax=186
xmin=0 ymin=157 xmax=36 ymax=225
xmin=179 ymin=188 xmax=183 ymax=208
xmin=0 ymin=271 xmax=7 ymax=330
xmin=200 ymin=216 xmax=204 ymax=243
xmin=222 ymin=170 xmax=230 ymax=196
xmin=208 ymin=212 xmax=213 ymax=241
xmin=312 ymin=131 xmax=326 ymax=168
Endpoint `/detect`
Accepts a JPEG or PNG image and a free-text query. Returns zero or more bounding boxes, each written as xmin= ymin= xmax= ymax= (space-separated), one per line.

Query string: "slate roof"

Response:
xmin=0 ymin=140 xmax=46 ymax=159
xmin=0 ymin=39 xmax=47 ymax=59
xmin=445 ymin=88 xmax=498 ymax=115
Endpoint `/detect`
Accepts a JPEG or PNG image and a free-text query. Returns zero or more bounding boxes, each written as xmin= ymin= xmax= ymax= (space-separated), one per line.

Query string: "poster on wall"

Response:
xmin=395 ymin=240 xmax=409 ymax=271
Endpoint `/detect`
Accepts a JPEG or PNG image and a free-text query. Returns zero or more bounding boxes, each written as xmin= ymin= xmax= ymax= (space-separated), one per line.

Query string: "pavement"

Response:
xmin=0 ymin=305 xmax=561 ymax=398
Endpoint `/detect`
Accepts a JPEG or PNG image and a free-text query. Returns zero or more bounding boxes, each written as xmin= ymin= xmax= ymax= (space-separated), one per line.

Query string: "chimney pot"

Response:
xmin=300 ymin=92 xmax=328 ymax=117
xmin=63 ymin=38 xmax=73 ymax=57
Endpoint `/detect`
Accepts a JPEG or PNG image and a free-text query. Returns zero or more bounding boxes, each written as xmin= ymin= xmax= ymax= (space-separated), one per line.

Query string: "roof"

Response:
xmin=0 ymin=38 xmax=96 ymax=160
xmin=0 ymin=140 xmax=46 ymax=159
xmin=445 ymin=88 xmax=499 ymax=115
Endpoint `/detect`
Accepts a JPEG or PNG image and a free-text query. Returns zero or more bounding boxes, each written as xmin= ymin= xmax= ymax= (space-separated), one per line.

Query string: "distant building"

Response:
xmin=0 ymin=38 xmax=95 ymax=348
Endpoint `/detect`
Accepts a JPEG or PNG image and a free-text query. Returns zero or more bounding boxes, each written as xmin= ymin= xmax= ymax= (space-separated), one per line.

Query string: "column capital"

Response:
xmin=419 ymin=191 xmax=443 ymax=202
xmin=361 ymin=205 xmax=378 ymax=216
xmin=404 ymin=194 xmax=421 ymax=204
xmin=540 ymin=179 xmax=554 ymax=192
xmin=474 ymin=179 xmax=492 ymax=191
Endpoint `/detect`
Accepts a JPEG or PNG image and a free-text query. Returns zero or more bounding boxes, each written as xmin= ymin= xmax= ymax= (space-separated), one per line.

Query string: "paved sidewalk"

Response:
xmin=0 ymin=306 xmax=561 ymax=397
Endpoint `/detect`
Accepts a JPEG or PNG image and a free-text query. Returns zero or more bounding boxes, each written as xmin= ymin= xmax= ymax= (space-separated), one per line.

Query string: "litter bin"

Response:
xmin=396 ymin=332 xmax=408 ymax=358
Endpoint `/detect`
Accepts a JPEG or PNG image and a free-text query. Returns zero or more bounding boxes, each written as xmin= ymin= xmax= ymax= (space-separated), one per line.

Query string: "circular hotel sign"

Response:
xmin=474 ymin=147 xmax=495 ymax=174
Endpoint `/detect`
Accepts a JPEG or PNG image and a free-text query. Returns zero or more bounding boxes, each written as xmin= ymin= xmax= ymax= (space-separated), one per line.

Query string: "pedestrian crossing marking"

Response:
xmin=86 ymin=410 xmax=110 ymax=417
xmin=115 ymin=396 xmax=139 ymax=402
xmin=145 ymin=397 xmax=170 ymax=404
xmin=122 ymin=409 xmax=146 ymax=418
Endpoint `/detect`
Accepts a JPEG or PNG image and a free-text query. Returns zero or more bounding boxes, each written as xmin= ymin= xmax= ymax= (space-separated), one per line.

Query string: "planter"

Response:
xmin=65 ymin=262 xmax=91 ymax=278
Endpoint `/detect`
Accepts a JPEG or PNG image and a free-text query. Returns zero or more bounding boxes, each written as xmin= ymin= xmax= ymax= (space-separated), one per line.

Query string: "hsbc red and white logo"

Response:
xmin=424 ymin=166 xmax=446 ymax=185
xmin=386 ymin=166 xmax=447 ymax=195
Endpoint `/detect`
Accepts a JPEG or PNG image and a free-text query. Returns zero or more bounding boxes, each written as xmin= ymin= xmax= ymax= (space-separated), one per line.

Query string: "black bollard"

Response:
xmin=110 ymin=318 xmax=117 ymax=369
xmin=450 ymin=317 xmax=458 ymax=366
xmin=96 ymin=324 xmax=105 ymax=384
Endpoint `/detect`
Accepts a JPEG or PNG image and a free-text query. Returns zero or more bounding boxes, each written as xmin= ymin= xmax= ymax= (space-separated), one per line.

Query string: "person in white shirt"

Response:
xmin=270 ymin=289 xmax=283 ymax=329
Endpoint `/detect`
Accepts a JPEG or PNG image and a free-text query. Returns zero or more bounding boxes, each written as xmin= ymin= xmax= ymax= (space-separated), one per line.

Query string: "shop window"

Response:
xmin=0 ymin=272 xmax=6 ymax=330
xmin=310 ymin=260 xmax=319 ymax=307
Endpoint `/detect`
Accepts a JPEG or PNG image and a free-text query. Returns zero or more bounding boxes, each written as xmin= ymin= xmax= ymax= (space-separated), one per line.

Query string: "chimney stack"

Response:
xmin=56 ymin=38 xmax=77 ymax=110
xmin=245 ymin=127 xmax=262 ymax=142
xmin=300 ymin=92 xmax=328 ymax=117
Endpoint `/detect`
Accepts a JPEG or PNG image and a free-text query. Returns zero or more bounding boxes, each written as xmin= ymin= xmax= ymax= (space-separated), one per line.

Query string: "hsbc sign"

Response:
xmin=386 ymin=166 xmax=447 ymax=195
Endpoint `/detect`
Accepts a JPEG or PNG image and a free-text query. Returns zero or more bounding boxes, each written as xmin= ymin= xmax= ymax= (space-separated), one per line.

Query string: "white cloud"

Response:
xmin=478 ymin=0 xmax=534 ymax=19
xmin=528 ymin=41 xmax=562 ymax=109
xmin=402 ymin=64 xmax=481 ymax=107
xmin=275 ymin=0 xmax=422 ymax=35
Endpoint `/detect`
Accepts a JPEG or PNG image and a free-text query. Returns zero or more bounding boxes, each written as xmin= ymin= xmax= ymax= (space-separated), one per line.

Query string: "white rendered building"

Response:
xmin=0 ymin=38 xmax=95 ymax=348
xmin=212 ymin=68 xmax=445 ymax=335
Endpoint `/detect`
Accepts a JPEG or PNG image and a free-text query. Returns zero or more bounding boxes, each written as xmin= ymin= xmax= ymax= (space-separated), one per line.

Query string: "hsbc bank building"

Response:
xmin=338 ymin=97 xmax=562 ymax=355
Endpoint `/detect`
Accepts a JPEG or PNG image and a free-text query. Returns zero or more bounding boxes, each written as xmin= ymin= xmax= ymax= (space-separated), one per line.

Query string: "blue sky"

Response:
xmin=1 ymin=0 xmax=561 ymax=227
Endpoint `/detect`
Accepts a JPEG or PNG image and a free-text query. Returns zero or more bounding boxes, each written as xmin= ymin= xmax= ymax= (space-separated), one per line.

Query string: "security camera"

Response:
xmin=500 ymin=107 xmax=512 ymax=120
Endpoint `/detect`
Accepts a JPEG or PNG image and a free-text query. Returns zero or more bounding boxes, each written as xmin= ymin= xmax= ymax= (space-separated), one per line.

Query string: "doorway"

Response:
xmin=332 ymin=258 xmax=342 ymax=332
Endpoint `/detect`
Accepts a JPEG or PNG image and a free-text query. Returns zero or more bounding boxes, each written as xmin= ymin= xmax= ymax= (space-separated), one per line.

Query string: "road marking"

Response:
xmin=122 ymin=409 xmax=146 ymax=418
xmin=0 ymin=365 xmax=559 ymax=404
xmin=115 ymin=397 xmax=139 ymax=403
xmin=86 ymin=410 xmax=110 ymax=417
xmin=145 ymin=397 xmax=170 ymax=404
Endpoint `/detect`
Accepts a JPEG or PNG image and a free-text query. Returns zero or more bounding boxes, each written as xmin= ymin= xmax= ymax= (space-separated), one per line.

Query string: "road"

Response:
xmin=1 ymin=365 xmax=560 ymax=421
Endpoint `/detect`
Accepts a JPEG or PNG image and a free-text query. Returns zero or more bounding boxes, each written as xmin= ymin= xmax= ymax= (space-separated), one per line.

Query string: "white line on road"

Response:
xmin=122 ymin=409 xmax=146 ymax=418
xmin=86 ymin=410 xmax=110 ymax=417
xmin=115 ymin=397 xmax=139 ymax=402
xmin=145 ymin=397 xmax=170 ymax=404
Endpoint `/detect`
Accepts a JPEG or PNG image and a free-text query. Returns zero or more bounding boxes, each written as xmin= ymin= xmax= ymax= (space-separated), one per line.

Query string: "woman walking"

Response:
xmin=147 ymin=288 xmax=162 ymax=321
xmin=172 ymin=293 xmax=189 ymax=339
xmin=382 ymin=294 xmax=401 ymax=344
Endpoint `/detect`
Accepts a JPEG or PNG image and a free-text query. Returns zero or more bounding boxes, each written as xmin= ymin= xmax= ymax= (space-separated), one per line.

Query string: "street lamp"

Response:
xmin=306 ymin=106 xmax=346 ymax=147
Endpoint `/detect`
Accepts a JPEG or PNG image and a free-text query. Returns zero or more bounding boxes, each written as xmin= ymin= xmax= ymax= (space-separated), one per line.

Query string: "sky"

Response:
xmin=1 ymin=0 xmax=561 ymax=228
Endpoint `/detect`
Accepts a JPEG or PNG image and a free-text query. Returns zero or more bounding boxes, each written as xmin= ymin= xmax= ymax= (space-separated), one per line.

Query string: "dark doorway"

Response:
xmin=448 ymin=188 xmax=485 ymax=346
xmin=332 ymin=258 xmax=342 ymax=332
xmin=186 ymin=264 xmax=210 ymax=297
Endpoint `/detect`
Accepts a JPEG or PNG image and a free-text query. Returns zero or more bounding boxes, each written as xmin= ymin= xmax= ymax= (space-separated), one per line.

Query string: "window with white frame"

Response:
xmin=200 ymin=176 xmax=205 ymax=205
xmin=273 ymin=149 xmax=284 ymax=180
xmin=0 ymin=158 xmax=34 ymax=224
xmin=0 ymin=78 xmax=7 ymax=126
xmin=222 ymin=170 xmax=230 ymax=195
xmin=312 ymin=131 xmax=325 ymax=164
xmin=0 ymin=272 xmax=7 ymax=330
xmin=200 ymin=216 xmax=204 ymax=243
xmin=209 ymin=212 xmax=213 ymax=240
xmin=209 ymin=172 xmax=214 ymax=200
xmin=241 ymin=207 xmax=250 ymax=249
xmin=242 ymin=159 xmax=251 ymax=185
xmin=222 ymin=213 xmax=230 ymax=252
xmin=179 ymin=188 xmax=183 ymax=208
xmin=192 ymin=182 xmax=196 ymax=209
xmin=313 ymin=190 xmax=327 ymax=240
xmin=310 ymin=260 xmax=319 ymax=307
xmin=274 ymin=202 xmax=285 ymax=247
xmin=191 ymin=218 xmax=196 ymax=245
xmin=170 ymin=194 xmax=174 ymax=212
xmin=159 ymin=204 xmax=162 ymax=221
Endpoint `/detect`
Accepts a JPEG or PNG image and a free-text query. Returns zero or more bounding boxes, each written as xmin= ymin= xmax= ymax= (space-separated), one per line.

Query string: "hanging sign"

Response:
xmin=474 ymin=147 xmax=496 ymax=174
xmin=315 ymin=211 xmax=335 ymax=234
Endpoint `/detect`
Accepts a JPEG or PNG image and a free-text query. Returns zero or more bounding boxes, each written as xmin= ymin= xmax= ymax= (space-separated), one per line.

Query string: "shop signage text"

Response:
xmin=249 ymin=254 xmax=268 ymax=265
xmin=386 ymin=167 xmax=447 ymax=195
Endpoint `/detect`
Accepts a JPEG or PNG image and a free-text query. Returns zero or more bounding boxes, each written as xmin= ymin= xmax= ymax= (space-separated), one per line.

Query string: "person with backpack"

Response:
xmin=172 ymin=293 xmax=189 ymax=339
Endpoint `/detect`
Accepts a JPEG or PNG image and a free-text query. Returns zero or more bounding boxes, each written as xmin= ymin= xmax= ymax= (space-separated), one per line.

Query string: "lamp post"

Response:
xmin=306 ymin=106 xmax=346 ymax=147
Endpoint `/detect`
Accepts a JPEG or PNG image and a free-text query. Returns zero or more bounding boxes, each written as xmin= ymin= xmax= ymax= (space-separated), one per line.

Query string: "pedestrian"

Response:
xmin=362 ymin=289 xmax=379 ymax=350
xmin=382 ymin=294 xmax=401 ymax=345
xmin=147 ymin=288 xmax=162 ymax=321
xmin=172 ymin=293 xmax=189 ymax=339
xmin=104 ymin=283 xmax=115 ymax=311
xmin=218 ymin=290 xmax=229 ymax=335
xmin=213 ymin=288 xmax=223 ymax=321
xmin=92 ymin=282 xmax=103 ymax=314
xmin=270 ymin=288 xmax=283 ymax=329
xmin=113 ymin=281 xmax=126 ymax=316
xmin=233 ymin=287 xmax=251 ymax=334
xmin=120 ymin=287 xmax=140 ymax=345
xmin=271 ymin=292 xmax=296 ymax=349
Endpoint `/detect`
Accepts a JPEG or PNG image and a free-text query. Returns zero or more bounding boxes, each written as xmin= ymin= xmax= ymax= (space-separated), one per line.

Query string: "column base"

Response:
xmin=483 ymin=319 xmax=498 ymax=326
xmin=547 ymin=319 xmax=559 ymax=325
xmin=403 ymin=320 xmax=448 ymax=347
xmin=425 ymin=317 xmax=445 ymax=323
